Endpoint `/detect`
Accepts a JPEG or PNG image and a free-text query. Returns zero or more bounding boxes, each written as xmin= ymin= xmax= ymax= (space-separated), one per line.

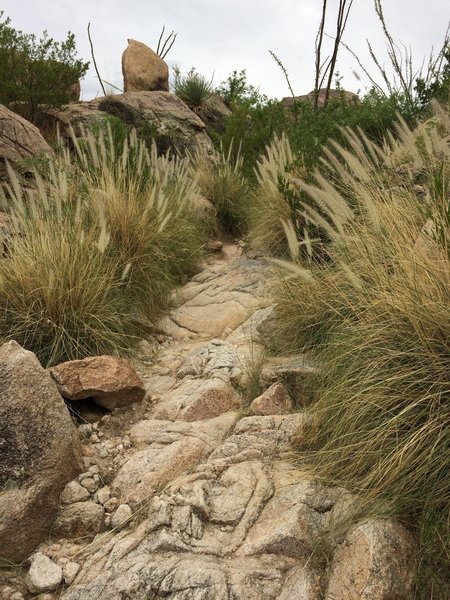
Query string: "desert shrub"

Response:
xmin=0 ymin=125 xmax=205 ymax=365
xmin=267 ymin=106 xmax=450 ymax=597
xmin=0 ymin=11 xmax=88 ymax=122
xmin=194 ymin=143 xmax=250 ymax=234
xmin=214 ymin=69 xmax=418 ymax=180
xmin=286 ymin=89 xmax=409 ymax=169
xmin=173 ymin=67 xmax=214 ymax=109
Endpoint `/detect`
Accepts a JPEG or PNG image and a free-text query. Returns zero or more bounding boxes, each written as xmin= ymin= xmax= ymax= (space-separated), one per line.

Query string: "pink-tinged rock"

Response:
xmin=152 ymin=377 xmax=241 ymax=421
xmin=0 ymin=341 xmax=83 ymax=563
xmin=325 ymin=519 xmax=416 ymax=600
xmin=249 ymin=382 xmax=293 ymax=415
xmin=50 ymin=356 xmax=145 ymax=410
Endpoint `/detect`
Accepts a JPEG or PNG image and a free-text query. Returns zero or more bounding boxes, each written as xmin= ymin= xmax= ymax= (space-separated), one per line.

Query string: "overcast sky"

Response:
xmin=1 ymin=0 xmax=449 ymax=101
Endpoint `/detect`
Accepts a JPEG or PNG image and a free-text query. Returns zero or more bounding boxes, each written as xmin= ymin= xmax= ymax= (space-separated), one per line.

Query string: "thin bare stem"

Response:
xmin=87 ymin=22 xmax=106 ymax=97
xmin=269 ymin=50 xmax=295 ymax=98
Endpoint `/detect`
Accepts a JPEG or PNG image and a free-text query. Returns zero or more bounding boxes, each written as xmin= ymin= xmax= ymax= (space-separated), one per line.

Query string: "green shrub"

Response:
xmin=0 ymin=11 xmax=89 ymax=122
xmin=267 ymin=107 xmax=450 ymax=597
xmin=0 ymin=125 xmax=205 ymax=366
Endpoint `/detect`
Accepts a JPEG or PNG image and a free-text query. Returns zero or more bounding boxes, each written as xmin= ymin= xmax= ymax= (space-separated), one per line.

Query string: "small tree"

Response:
xmin=0 ymin=11 xmax=89 ymax=121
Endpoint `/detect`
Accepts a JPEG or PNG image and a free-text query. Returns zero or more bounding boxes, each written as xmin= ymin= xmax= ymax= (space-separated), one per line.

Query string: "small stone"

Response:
xmin=61 ymin=480 xmax=90 ymax=504
xmin=80 ymin=477 xmax=98 ymax=493
xmin=103 ymin=497 xmax=120 ymax=513
xmin=61 ymin=560 xmax=80 ymax=585
xmin=207 ymin=240 xmax=223 ymax=253
xmin=90 ymin=434 xmax=100 ymax=443
xmin=97 ymin=486 xmax=111 ymax=505
xmin=98 ymin=445 xmax=109 ymax=458
xmin=111 ymin=504 xmax=133 ymax=530
xmin=27 ymin=553 xmax=63 ymax=594
xmin=0 ymin=587 xmax=24 ymax=600
xmin=88 ymin=465 xmax=100 ymax=474
xmin=77 ymin=424 xmax=92 ymax=440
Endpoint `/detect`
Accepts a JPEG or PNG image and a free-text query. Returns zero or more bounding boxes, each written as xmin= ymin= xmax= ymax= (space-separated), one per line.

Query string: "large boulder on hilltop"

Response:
xmin=0 ymin=340 xmax=83 ymax=563
xmin=122 ymin=39 xmax=169 ymax=92
xmin=282 ymin=88 xmax=358 ymax=109
xmin=0 ymin=104 xmax=52 ymax=178
xmin=35 ymin=91 xmax=214 ymax=157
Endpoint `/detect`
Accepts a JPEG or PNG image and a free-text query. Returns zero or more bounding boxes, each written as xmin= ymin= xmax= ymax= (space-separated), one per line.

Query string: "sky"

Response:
xmin=1 ymin=0 xmax=449 ymax=101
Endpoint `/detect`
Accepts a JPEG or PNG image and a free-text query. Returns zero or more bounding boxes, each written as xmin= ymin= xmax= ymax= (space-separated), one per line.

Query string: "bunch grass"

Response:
xmin=194 ymin=142 xmax=250 ymax=234
xmin=0 ymin=125 xmax=205 ymax=365
xmin=267 ymin=104 xmax=450 ymax=597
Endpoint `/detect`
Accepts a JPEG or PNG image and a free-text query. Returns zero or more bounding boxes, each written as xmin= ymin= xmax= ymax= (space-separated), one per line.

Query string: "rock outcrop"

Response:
xmin=35 ymin=91 xmax=213 ymax=157
xmin=122 ymin=39 xmax=169 ymax=92
xmin=0 ymin=341 xmax=83 ymax=563
xmin=282 ymin=88 xmax=358 ymax=109
xmin=0 ymin=103 xmax=52 ymax=178
xmin=194 ymin=95 xmax=231 ymax=134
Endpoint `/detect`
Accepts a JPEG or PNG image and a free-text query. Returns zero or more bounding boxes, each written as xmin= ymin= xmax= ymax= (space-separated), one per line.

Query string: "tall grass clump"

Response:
xmin=267 ymin=104 xmax=450 ymax=597
xmin=248 ymin=134 xmax=307 ymax=255
xmin=194 ymin=143 xmax=250 ymax=235
xmin=0 ymin=125 xmax=206 ymax=366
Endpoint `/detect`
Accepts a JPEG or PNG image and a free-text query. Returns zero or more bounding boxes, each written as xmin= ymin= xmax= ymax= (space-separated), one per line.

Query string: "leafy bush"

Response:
xmin=0 ymin=11 xmax=89 ymax=122
xmin=173 ymin=67 xmax=214 ymax=109
xmin=0 ymin=125 xmax=205 ymax=366
xmin=266 ymin=106 xmax=450 ymax=597
xmin=213 ymin=71 xmax=287 ymax=179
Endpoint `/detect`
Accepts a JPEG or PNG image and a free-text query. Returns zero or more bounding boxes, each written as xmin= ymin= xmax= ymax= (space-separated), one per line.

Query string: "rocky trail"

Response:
xmin=1 ymin=243 xmax=416 ymax=600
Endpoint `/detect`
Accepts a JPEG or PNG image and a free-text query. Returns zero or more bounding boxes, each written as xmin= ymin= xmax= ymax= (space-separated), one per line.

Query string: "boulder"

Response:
xmin=68 ymin=79 xmax=81 ymax=102
xmin=259 ymin=354 xmax=317 ymax=406
xmin=249 ymin=382 xmax=293 ymax=415
xmin=194 ymin=95 xmax=231 ymax=134
xmin=122 ymin=39 xmax=169 ymax=92
xmin=0 ymin=340 xmax=83 ymax=563
xmin=0 ymin=104 xmax=52 ymax=177
xmin=325 ymin=519 xmax=416 ymax=600
xmin=52 ymin=501 xmax=105 ymax=539
xmin=49 ymin=355 xmax=146 ymax=410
